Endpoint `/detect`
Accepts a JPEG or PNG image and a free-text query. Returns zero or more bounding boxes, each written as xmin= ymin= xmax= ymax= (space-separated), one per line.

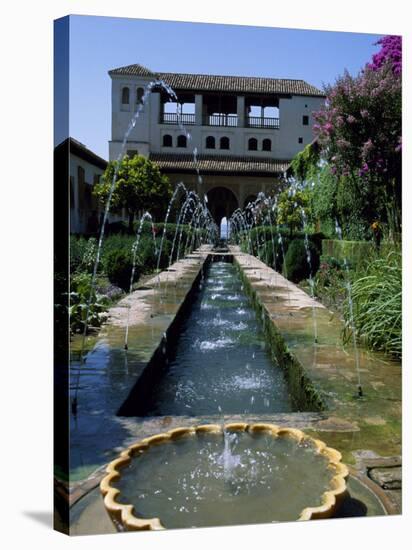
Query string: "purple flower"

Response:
xmin=368 ymin=35 xmax=402 ymax=75
xmin=358 ymin=163 xmax=370 ymax=177
xmin=362 ymin=139 xmax=374 ymax=158
xmin=347 ymin=115 xmax=356 ymax=124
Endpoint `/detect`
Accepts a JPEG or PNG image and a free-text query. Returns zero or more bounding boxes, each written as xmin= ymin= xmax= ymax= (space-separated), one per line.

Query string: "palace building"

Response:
xmin=108 ymin=63 xmax=325 ymax=223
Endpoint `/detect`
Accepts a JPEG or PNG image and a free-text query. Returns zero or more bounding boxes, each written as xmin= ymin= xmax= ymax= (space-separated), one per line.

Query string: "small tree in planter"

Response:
xmin=277 ymin=189 xmax=311 ymax=237
xmin=94 ymin=154 xmax=173 ymax=232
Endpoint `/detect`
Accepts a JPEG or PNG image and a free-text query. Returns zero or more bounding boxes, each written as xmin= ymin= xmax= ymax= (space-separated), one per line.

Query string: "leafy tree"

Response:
xmin=94 ymin=154 xmax=173 ymax=232
xmin=277 ymin=189 xmax=311 ymax=236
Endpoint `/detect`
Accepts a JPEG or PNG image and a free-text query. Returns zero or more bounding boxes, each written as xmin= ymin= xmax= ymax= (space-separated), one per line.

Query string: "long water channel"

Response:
xmin=137 ymin=259 xmax=294 ymax=416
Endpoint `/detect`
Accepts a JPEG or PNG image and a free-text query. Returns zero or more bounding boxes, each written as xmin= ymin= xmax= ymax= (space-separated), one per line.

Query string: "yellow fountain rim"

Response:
xmin=100 ymin=422 xmax=349 ymax=530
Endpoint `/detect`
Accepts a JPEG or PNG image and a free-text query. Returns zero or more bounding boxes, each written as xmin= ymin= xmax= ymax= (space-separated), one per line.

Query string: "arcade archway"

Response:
xmin=205 ymin=187 xmax=239 ymax=225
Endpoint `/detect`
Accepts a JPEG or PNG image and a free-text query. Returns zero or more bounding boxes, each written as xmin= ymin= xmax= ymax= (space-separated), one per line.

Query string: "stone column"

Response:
xmin=195 ymin=94 xmax=203 ymax=126
xmin=237 ymin=95 xmax=245 ymax=128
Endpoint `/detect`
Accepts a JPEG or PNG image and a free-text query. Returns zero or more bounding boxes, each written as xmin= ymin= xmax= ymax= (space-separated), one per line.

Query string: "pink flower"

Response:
xmin=362 ymin=139 xmax=374 ymax=158
xmin=347 ymin=115 xmax=356 ymax=124
xmin=337 ymin=139 xmax=350 ymax=149
xmin=358 ymin=163 xmax=369 ymax=177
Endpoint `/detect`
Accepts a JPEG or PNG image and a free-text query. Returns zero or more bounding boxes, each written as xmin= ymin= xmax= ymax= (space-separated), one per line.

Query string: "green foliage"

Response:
xmin=291 ymin=146 xmax=388 ymax=240
xmin=321 ymin=239 xmax=380 ymax=269
xmin=344 ymin=250 xmax=401 ymax=357
xmin=290 ymin=143 xmax=321 ymax=181
xmin=313 ymin=256 xmax=346 ymax=309
xmin=239 ymin=226 xmax=325 ymax=274
xmin=283 ymin=238 xmax=320 ymax=283
xmin=105 ymin=249 xmax=139 ymax=291
xmin=277 ymin=189 xmax=311 ymax=236
xmin=70 ymin=222 xmax=193 ymax=282
xmin=314 ymin=54 xmax=401 ymax=236
xmin=94 ymin=154 xmax=173 ymax=230
xmin=70 ymin=237 xmax=98 ymax=273
xmin=69 ymin=273 xmax=109 ymax=333
xmin=137 ymin=236 xmax=161 ymax=272
xmin=68 ymin=220 xmax=203 ymax=335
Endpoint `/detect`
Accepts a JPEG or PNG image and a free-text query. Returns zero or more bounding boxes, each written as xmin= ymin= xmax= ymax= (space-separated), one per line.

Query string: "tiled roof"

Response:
xmin=149 ymin=153 xmax=291 ymax=175
xmin=109 ymin=64 xmax=324 ymax=97
xmin=69 ymin=138 xmax=108 ymax=170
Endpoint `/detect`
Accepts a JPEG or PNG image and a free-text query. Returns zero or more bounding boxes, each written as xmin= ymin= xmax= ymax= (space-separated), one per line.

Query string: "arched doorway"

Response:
xmin=206 ymin=187 xmax=239 ymax=225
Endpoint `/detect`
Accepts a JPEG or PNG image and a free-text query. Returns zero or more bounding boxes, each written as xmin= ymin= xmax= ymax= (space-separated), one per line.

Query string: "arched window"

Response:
xmin=163 ymin=134 xmax=173 ymax=147
xmin=177 ymin=135 xmax=187 ymax=148
xmin=136 ymin=87 xmax=144 ymax=104
xmin=248 ymin=137 xmax=258 ymax=151
xmin=262 ymin=138 xmax=271 ymax=151
xmin=121 ymin=87 xmax=130 ymax=105
xmin=206 ymin=136 xmax=215 ymax=149
xmin=220 ymin=136 xmax=230 ymax=150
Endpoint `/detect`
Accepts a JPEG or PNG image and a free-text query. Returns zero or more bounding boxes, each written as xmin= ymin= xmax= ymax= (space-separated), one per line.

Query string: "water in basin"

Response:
xmin=114 ymin=430 xmax=334 ymax=528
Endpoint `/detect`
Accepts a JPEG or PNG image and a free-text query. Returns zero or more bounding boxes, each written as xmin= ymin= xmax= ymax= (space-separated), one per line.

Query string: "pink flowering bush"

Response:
xmin=368 ymin=35 xmax=402 ymax=75
xmin=313 ymin=35 xmax=402 ymax=235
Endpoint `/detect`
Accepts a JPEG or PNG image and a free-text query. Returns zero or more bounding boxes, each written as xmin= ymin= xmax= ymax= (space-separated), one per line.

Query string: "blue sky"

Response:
xmin=66 ymin=15 xmax=383 ymax=159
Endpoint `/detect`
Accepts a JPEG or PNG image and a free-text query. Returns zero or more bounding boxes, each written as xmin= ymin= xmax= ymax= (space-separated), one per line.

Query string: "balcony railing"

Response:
xmin=246 ymin=116 xmax=280 ymax=129
xmin=159 ymin=112 xmax=280 ymax=129
xmin=160 ymin=112 xmax=196 ymax=125
xmin=202 ymin=114 xmax=239 ymax=127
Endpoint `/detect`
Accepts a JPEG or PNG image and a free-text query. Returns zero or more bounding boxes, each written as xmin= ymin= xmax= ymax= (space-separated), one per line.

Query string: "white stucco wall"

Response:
xmin=109 ymin=74 xmax=324 ymax=162
xmin=69 ymin=153 xmax=122 ymax=234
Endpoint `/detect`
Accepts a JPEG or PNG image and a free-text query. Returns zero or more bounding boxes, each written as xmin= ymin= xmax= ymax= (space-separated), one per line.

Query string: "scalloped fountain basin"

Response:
xmin=101 ymin=424 xmax=348 ymax=530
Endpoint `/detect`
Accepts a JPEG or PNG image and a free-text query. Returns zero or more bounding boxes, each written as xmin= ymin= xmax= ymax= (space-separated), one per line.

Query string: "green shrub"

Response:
xmin=69 ymin=273 xmax=109 ymax=333
xmin=137 ymin=236 xmax=158 ymax=272
xmin=344 ymin=250 xmax=401 ymax=357
xmin=283 ymin=238 xmax=320 ymax=283
xmin=313 ymin=256 xmax=346 ymax=308
xmin=106 ymin=249 xmax=140 ymax=291
xmin=70 ymin=236 xmax=97 ymax=273
xmin=156 ymin=238 xmax=172 ymax=269
xmin=238 ymin=226 xmax=325 ymax=272
xmin=106 ymin=221 xmax=129 ymax=234
xmin=71 ymin=224 xmax=203 ymax=285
